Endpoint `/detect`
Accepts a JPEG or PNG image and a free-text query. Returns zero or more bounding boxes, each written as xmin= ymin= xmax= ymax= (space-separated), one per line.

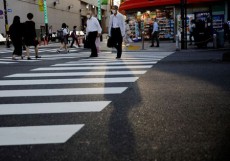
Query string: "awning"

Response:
xmin=119 ymin=0 xmax=222 ymax=11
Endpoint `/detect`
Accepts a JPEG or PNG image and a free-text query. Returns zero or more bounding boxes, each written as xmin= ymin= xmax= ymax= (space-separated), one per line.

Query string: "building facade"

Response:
xmin=0 ymin=0 xmax=111 ymax=36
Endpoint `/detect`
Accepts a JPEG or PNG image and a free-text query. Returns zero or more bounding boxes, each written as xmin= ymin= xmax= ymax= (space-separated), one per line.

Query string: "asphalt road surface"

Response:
xmin=0 ymin=48 xmax=229 ymax=161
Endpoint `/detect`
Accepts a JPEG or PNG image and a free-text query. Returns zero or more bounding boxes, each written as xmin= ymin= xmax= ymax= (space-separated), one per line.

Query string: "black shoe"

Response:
xmin=90 ymin=55 xmax=98 ymax=57
xmin=35 ymin=55 xmax=41 ymax=59
xmin=57 ymin=50 xmax=60 ymax=53
xmin=27 ymin=57 xmax=32 ymax=60
xmin=156 ymin=46 xmax=159 ymax=47
xmin=150 ymin=45 xmax=154 ymax=47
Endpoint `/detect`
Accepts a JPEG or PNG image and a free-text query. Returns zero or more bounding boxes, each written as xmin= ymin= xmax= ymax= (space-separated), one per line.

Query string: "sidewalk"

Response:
xmin=99 ymin=34 xmax=230 ymax=53
xmin=1 ymin=36 xmax=229 ymax=52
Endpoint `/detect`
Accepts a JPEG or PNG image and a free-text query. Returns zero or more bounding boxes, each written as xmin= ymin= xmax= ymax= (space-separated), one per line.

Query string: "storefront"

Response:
xmin=125 ymin=8 xmax=175 ymax=40
xmin=120 ymin=0 xmax=228 ymax=40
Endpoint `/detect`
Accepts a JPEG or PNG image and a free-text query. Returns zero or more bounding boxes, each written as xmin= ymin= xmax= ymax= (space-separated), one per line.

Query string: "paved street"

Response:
xmin=0 ymin=47 xmax=229 ymax=161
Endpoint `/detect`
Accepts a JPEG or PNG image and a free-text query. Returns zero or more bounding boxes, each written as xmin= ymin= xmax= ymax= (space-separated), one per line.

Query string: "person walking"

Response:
xmin=150 ymin=18 xmax=159 ymax=47
xmin=23 ymin=13 xmax=40 ymax=60
xmin=86 ymin=11 xmax=102 ymax=57
xmin=70 ymin=26 xmax=80 ymax=48
xmin=9 ymin=16 xmax=23 ymax=60
xmin=57 ymin=23 xmax=69 ymax=53
xmin=124 ymin=19 xmax=132 ymax=47
xmin=48 ymin=26 xmax=53 ymax=42
xmin=108 ymin=5 xmax=125 ymax=59
xmin=134 ymin=20 xmax=140 ymax=40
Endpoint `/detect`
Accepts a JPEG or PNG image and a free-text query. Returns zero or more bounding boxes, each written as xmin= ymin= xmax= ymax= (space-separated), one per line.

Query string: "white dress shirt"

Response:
xmin=152 ymin=22 xmax=159 ymax=33
xmin=112 ymin=16 xmax=119 ymax=28
xmin=86 ymin=16 xmax=102 ymax=35
xmin=108 ymin=12 xmax=125 ymax=37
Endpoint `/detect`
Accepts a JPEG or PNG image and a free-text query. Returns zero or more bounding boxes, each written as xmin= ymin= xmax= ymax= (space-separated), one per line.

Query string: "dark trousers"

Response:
xmin=189 ymin=32 xmax=194 ymax=44
xmin=70 ymin=36 xmax=80 ymax=47
xmin=151 ymin=31 xmax=159 ymax=47
xmin=88 ymin=31 xmax=98 ymax=57
xmin=12 ymin=40 xmax=22 ymax=56
xmin=111 ymin=28 xmax=123 ymax=58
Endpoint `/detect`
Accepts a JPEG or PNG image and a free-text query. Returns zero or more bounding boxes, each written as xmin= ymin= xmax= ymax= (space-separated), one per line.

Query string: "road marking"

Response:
xmin=0 ymin=101 xmax=111 ymax=115
xmin=0 ymin=124 xmax=84 ymax=146
xmin=52 ymin=61 xmax=157 ymax=66
xmin=0 ymin=61 xmax=17 ymax=64
xmin=32 ymin=65 xmax=153 ymax=71
xmin=0 ymin=58 xmax=40 ymax=62
xmin=0 ymin=50 xmax=12 ymax=53
xmin=6 ymin=71 xmax=147 ymax=78
xmin=0 ymin=87 xmax=127 ymax=97
xmin=0 ymin=77 xmax=138 ymax=86
xmin=79 ymin=57 xmax=163 ymax=61
xmin=40 ymin=57 xmax=76 ymax=60
xmin=68 ymin=59 xmax=162 ymax=63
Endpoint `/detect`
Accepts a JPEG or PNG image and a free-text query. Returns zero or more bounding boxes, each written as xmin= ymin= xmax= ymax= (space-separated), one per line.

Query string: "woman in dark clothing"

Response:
xmin=24 ymin=13 xmax=40 ymax=60
xmin=9 ymin=16 xmax=23 ymax=60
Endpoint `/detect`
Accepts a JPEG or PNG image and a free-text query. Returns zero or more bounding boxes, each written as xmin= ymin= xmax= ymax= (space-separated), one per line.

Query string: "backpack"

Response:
xmin=57 ymin=29 xmax=64 ymax=39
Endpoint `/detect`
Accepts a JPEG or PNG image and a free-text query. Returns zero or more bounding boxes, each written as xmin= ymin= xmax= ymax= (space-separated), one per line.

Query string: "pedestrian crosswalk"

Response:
xmin=0 ymin=48 xmax=82 ymax=64
xmin=0 ymin=51 xmax=173 ymax=146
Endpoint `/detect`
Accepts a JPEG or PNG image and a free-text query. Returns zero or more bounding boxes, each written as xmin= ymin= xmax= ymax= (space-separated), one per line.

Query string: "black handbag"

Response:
xmin=107 ymin=37 xmax=113 ymax=48
xmin=83 ymin=36 xmax=90 ymax=49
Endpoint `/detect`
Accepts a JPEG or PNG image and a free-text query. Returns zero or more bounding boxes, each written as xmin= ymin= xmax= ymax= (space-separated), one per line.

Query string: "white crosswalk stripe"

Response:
xmin=0 ymin=51 xmax=173 ymax=146
xmin=0 ymin=101 xmax=111 ymax=115
xmin=52 ymin=61 xmax=157 ymax=66
xmin=32 ymin=65 xmax=153 ymax=71
xmin=0 ymin=61 xmax=17 ymax=64
xmin=6 ymin=71 xmax=147 ymax=78
xmin=69 ymin=59 xmax=162 ymax=63
xmin=0 ymin=87 xmax=127 ymax=97
xmin=0 ymin=77 xmax=138 ymax=86
xmin=0 ymin=125 xmax=84 ymax=146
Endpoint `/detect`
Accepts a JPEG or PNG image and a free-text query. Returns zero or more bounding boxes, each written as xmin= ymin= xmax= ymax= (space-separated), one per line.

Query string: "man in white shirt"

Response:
xmin=150 ymin=18 xmax=159 ymax=47
xmin=108 ymin=5 xmax=125 ymax=59
xmin=86 ymin=11 xmax=102 ymax=57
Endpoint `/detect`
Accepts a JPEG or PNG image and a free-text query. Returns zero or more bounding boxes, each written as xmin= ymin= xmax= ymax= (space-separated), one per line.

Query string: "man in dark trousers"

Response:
xmin=150 ymin=18 xmax=159 ymax=47
xmin=108 ymin=5 xmax=125 ymax=59
xmin=86 ymin=11 xmax=102 ymax=57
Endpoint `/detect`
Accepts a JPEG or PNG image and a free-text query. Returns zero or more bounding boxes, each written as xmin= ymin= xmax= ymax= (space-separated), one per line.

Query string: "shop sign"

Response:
xmin=195 ymin=12 xmax=211 ymax=21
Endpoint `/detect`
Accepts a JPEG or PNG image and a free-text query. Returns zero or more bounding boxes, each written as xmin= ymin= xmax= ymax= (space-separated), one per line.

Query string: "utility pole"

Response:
xmin=3 ymin=0 xmax=10 ymax=48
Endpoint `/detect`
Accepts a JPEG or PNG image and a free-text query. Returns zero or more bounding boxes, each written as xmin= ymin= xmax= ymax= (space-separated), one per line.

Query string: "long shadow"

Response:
xmin=103 ymin=54 xmax=148 ymax=160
